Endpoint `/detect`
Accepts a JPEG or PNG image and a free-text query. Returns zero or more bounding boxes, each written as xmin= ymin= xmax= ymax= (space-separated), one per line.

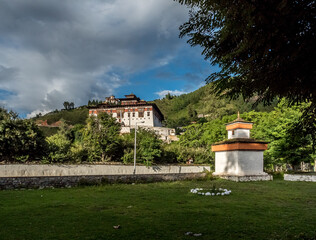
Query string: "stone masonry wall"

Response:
xmin=0 ymin=164 xmax=210 ymax=177
xmin=0 ymin=173 xmax=206 ymax=190
xmin=284 ymin=174 xmax=316 ymax=182
xmin=0 ymin=164 xmax=210 ymax=189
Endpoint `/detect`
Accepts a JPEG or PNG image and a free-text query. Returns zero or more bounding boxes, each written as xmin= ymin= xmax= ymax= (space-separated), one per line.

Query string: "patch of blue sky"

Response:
xmin=0 ymin=89 xmax=15 ymax=100
xmin=115 ymin=45 xmax=219 ymax=101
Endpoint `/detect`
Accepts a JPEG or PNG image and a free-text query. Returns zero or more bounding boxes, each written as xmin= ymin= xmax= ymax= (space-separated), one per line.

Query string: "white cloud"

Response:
xmin=155 ymin=90 xmax=188 ymax=99
xmin=0 ymin=0 xmax=189 ymax=116
xmin=26 ymin=109 xmax=51 ymax=119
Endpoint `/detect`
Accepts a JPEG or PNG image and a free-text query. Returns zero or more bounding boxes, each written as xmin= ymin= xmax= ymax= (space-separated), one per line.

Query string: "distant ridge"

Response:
xmin=153 ymin=83 xmax=276 ymax=128
xmin=34 ymin=84 xmax=276 ymax=133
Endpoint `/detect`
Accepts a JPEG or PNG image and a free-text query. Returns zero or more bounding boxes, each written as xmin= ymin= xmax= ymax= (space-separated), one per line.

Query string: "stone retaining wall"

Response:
xmin=0 ymin=173 xmax=206 ymax=190
xmin=0 ymin=164 xmax=210 ymax=189
xmin=0 ymin=164 xmax=210 ymax=177
xmin=284 ymin=174 xmax=316 ymax=182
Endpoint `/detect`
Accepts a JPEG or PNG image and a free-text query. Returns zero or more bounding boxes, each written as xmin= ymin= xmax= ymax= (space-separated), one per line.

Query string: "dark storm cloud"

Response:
xmin=0 ymin=0 xmax=189 ymax=117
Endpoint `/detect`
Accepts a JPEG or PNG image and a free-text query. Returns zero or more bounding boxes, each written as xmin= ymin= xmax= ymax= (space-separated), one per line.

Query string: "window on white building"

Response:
xmin=117 ymin=110 xmax=123 ymax=118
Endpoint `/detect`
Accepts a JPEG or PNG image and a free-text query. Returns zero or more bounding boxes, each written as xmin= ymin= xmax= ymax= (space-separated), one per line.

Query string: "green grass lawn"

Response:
xmin=0 ymin=179 xmax=315 ymax=240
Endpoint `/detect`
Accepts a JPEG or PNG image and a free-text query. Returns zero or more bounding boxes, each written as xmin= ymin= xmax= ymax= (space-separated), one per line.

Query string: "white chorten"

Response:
xmin=211 ymin=113 xmax=272 ymax=181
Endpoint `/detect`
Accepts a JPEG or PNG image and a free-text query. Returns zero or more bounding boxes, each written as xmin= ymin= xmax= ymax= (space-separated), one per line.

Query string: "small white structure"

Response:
xmin=120 ymin=126 xmax=178 ymax=143
xmin=211 ymin=113 xmax=272 ymax=181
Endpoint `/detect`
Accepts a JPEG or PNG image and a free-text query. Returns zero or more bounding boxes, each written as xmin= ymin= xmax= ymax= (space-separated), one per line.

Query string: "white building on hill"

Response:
xmin=88 ymin=94 xmax=177 ymax=142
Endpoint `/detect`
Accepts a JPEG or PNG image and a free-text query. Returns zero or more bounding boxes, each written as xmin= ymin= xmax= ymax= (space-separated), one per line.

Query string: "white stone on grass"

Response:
xmin=190 ymin=188 xmax=231 ymax=196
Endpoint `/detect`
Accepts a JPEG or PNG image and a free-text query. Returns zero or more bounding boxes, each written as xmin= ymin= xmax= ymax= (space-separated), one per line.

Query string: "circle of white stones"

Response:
xmin=190 ymin=188 xmax=232 ymax=196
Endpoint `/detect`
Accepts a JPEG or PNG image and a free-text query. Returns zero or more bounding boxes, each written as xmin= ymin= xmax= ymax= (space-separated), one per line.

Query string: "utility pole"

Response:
xmin=133 ymin=121 xmax=145 ymax=175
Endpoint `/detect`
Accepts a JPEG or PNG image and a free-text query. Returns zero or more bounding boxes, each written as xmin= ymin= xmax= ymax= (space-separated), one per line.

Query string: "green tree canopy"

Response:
xmin=83 ymin=112 xmax=122 ymax=162
xmin=121 ymin=128 xmax=163 ymax=166
xmin=0 ymin=107 xmax=47 ymax=162
xmin=45 ymin=119 xmax=73 ymax=163
xmin=177 ymin=0 xmax=316 ymax=107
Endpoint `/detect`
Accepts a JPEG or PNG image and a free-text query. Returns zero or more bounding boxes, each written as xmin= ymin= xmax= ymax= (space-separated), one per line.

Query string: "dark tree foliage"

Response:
xmin=85 ymin=112 xmax=122 ymax=162
xmin=0 ymin=107 xmax=47 ymax=162
xmin=165 ymin=92 xmax=175 ymax=100
xmin=188 ymin=104 xmax=198 ymax=120
xmin=177 ymin=0 xmax=316 ymax=148
xmin=63 ymin=101 xmax=75 ymax=110
xmin=88 ymin=99 xmax=102 ymax=106
xmin=63 ymin=101 xmax=70 ymax=110
xmin=177 ymin=0 xmax=316 ymax=105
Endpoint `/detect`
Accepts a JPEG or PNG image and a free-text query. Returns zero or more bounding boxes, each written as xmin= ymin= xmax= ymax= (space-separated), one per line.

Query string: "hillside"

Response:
xmin=153 ymin=84 xmax=276 ymax=127
xmin=34 ymin=107 xmax=89 ymax=126
xmin=34 ymin=84 xmax=276 ymax=131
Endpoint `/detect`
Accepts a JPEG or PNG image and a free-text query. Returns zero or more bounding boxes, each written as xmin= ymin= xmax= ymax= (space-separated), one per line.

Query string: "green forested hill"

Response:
xmin=34 ymin=84 xmax=276 ymax=129
xmin=153 ymin=84 xmax=276 ymax=127
xmin=35 ymin=107 xmax=89 ymax=126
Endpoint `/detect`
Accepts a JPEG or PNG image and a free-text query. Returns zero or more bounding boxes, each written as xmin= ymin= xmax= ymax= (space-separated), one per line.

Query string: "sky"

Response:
xmin=0 ymin=0 xmax=217 ymax=118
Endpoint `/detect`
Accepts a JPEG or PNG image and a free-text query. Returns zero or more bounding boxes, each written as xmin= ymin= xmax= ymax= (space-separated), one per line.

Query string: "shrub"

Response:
xmin=0 ymin=107 xmax=47 ymax=162
xmin=121 ymin=128 xmax=163 ymax=165
xmin=46 ymin=133 xmax=72 ymax=162
xmin=81 ymin=113 xmax=122 ymax=162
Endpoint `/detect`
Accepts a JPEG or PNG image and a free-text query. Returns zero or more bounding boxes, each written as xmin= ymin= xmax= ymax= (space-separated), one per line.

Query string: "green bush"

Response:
xmin=46 ymin=133 xmax=72 ymax=163
xmin=0 ymin=107 xmax=47 ymax=162
xmin=81 ymin=113 xmax=122 ymax=162
xmin=121 ymin=128 xmax=163 ymax=165
xmin=162 ymin=143 xmax=214 ymax=165
xmin=69 ymin=142 xmax=89 ymax=163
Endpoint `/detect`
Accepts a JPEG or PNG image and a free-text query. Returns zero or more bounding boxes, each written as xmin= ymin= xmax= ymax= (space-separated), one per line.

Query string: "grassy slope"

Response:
xmin=35 ymin=107 xmax=89 ymax=126
xmin=154 ymin=84 xmax=276 ymax=126
xmin=0 ymin=179 xmax=315 ymax=240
